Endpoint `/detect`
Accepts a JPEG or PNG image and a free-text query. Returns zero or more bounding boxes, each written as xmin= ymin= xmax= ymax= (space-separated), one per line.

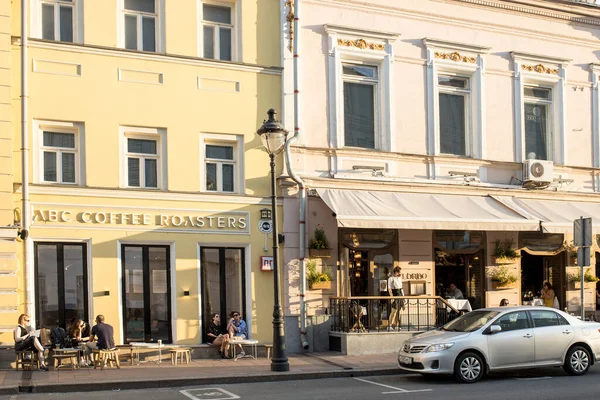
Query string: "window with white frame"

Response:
xmin=40 ymin=130 xmax=78 ymax=184
xmin=205 ymin=144 xmax=235 ymax=192
xmin=342 ymin=64 xmax=378 ymax=149
xmin=202 ymin=3 xmax=233 ymax=61
xmin=123 ymin=0 xmax=158 ymax=52
xmin=524 ymin=86 xmax=553 ymax=161
xmin=40 ymin=0 xmax=74 ymax=42
xmin=125 ymin=136 xmax=160 ymax=188
xmin=438 ymin=74 xmax=470 ymax=156
xmin=201 ymin=134 xmax=242 ymax=193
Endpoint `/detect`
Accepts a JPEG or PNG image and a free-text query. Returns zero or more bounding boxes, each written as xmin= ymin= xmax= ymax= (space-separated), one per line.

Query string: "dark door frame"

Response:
xmin=34 ymin=242 xmax=89 ymax=329
xmin=121 ymin=244 xmax=173 ymax=343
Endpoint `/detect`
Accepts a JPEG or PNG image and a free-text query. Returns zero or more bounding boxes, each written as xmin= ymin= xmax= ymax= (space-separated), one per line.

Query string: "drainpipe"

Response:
xmin=21 ymin=0 xmax=31 ymax=317
xmin=284 ymin=0 xmax=309 ymax=350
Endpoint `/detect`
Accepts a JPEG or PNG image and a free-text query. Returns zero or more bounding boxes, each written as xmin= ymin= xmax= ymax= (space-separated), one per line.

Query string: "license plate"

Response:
xmin=400 ymin=356 xmax=413 ymax=365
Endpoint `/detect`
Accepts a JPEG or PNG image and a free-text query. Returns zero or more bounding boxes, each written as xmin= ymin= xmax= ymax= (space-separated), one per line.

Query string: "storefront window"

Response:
xmin=201 ymin=248 xmax=245 ymax=342
xmin=341 ymin=230 xmax=396 ymax=250
xmin=35 ymin=243 xmax=88 ymax=330
xmin=435 ymin=231 xmax=484 ymax=253
xmin=122 ymin=245 xmax=172 ymax=343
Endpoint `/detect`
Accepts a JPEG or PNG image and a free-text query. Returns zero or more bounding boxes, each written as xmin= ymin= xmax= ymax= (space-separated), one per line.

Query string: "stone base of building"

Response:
xmin=329 ymin=331 xmax=417 ymax=356
xmin=284 ymin=315 xmax=332 ymax=354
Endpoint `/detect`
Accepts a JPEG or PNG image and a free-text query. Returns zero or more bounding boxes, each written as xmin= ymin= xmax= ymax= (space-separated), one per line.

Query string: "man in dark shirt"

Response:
xmin=90 ymin=314 xmax=115 ymax=350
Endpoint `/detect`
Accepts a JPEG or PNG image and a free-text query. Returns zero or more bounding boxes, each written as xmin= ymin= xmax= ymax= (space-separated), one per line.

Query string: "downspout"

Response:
xmin=21 ymin=0 xmax=31 ymax=316
xmin=284 ymin=0 xmax=309 ymax=350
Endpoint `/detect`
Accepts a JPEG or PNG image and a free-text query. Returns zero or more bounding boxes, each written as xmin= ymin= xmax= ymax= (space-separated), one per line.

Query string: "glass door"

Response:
xmin=122 ymin=245 xmax=171 ymax=343
xmin=34 ymin=243 xmax=88 ymax=330
xmin=201 ymin=248 xmax=245 ymax=342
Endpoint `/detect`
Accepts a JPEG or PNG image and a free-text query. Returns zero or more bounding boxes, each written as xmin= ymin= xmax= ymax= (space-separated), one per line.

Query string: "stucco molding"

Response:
xmin=17 ymin=39 xmax=282 ymax=76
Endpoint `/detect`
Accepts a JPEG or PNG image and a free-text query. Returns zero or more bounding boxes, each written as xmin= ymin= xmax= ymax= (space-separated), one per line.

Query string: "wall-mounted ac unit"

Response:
xmin=522 ymin=159 xmax=553 ymax=189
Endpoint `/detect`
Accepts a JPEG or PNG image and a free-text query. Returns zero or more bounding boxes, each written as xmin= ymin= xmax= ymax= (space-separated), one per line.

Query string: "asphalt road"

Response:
xmin=4 ymin=367 xmax=600 ymax=400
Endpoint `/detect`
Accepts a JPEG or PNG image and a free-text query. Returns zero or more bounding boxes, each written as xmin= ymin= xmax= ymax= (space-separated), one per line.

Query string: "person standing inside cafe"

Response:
xmin=541 ymin=281 xmax=556 ymax=308
xmin=387 ymin=266 xmax=404 ymax=331
xmin=87 ymin=315 xmax=115 ymax=352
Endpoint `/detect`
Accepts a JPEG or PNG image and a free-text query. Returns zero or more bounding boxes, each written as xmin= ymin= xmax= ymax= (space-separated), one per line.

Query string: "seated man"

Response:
xmin=227 ymin=311 xmax=248 ymax=358
xmin=87 ymin=314 xmax=115 ymax=353
xmin=446 ymin=283 xmax=464 ymax=299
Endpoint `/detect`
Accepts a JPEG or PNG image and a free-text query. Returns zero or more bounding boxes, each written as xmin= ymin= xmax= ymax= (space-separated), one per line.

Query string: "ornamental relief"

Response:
xmin=521 ymin=63 xmax=559 ymax=75
xmin=337 ymin=38 xmax=385 ymax=51
xmin=434 ymin=51 xmax=476 ymax=64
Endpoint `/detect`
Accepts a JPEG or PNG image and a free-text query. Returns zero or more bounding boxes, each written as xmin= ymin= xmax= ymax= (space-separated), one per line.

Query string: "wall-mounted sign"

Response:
xmin=401 ymin=273 xmax=428 ymax=280
xmin=261 ymin=256 xmax=274 ymax=271
xmin=31 ymin=206 xmax=250 ymax=234
xmin=258 ymin=219 xmax=273 ymax=234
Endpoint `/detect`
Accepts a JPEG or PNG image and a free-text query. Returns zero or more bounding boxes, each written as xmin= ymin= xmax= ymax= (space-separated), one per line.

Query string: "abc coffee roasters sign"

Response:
xmin=31 ymin=207 xmax=249 ymax=234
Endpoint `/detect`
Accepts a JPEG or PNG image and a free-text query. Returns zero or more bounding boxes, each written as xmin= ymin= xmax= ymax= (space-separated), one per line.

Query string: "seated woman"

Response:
xmin=499 ymin=298 xmax=509 ymax=307
xmin=206 ymin=313 xmax=230 ymax=358
xmin=69 ymin=319 xmax=91 ymax=366
xmin=14 ymin=314 xmax=48 ymax=371
xmin=227 ymin=311 xmax=248 ymax=358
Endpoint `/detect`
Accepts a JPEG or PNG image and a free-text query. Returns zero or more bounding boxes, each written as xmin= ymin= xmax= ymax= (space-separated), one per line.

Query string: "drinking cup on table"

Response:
xmin=55 ymin=344 xmax=60 ymax=349
xmin=157 ymin=339 xmax=162 ymax=347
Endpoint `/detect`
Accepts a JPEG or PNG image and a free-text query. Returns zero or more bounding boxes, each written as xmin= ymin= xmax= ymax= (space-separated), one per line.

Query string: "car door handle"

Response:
xmin=562 ymin=330 xmax=572 ymax=335
xmin=523 ymin=333 xmax=533 ymax=338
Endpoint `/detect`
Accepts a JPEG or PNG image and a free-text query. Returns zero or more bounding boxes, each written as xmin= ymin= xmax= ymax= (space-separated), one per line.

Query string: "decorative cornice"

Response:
xmin=337 ymin=38 xmax=385 ymax=51
xmin=434 ymin=51 xmax=477 ymax=63
xmin=522 ymin=63 xmax=559 ymax=75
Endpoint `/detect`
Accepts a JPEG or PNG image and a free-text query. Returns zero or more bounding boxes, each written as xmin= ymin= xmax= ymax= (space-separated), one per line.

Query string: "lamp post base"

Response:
xmin=270 ymin=358 xmax=290 ymax=372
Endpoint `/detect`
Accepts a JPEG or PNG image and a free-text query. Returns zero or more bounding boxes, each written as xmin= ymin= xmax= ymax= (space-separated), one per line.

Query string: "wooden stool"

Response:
xmin=264 ymin=344 xmax=273 ymax=360
xmin=169 ymin=348 xmax=191 ymax=365
xmin=53 ymin=350 xmax=79 ymax=370
xmin=93 ymin=349 xmax=120 ymax=370
xmin=15 ymin=351 xmax=39 ymax=371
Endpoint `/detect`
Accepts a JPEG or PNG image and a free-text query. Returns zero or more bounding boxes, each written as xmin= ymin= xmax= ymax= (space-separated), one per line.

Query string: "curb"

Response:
xmin=14 ymin=367 xmax=402 ymax=394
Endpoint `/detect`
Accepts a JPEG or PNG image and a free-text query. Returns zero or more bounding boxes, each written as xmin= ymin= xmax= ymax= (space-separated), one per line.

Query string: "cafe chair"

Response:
xmin=93 ymin=348 xmax=120 ymax=370
xmin=15 ymin=350 xmax=39 ymax=371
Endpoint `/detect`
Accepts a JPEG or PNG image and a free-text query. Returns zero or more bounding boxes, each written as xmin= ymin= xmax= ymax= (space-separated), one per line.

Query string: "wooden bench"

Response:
xmin=169 ymin=348 xmax=192 ymax=365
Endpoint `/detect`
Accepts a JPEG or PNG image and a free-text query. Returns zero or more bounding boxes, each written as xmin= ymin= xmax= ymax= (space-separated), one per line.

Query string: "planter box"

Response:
xmin=492 ymin=256 xmax=518 ymax=265
xmin=309 ymin=249 xmax=332 ymax=258
xmin=310 ymin=281 xmax=332 ymax=290
xmin=491 ymin=281 xmax=517 ymax=290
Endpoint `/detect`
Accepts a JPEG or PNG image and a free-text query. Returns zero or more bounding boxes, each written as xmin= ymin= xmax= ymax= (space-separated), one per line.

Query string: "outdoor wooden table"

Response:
xmin=53 ymin=348 xmax=81 ymax=370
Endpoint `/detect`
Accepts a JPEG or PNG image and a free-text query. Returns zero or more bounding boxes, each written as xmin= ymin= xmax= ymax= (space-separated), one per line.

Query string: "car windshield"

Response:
xmin=442 ymin=311 xmax=500 ymax=332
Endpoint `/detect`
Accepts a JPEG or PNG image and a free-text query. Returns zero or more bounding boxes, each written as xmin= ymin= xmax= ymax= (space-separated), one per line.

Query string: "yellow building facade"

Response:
xmin=2 ymin=0 xmax=282 ymax=346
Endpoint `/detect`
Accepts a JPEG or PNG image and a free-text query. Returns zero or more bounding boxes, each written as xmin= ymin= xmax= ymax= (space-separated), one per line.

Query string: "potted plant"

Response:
xmin=307 ymin=259 xmax=332 ymax=290
xmin=309 ymin=226 xmax=332 ymax=258
xmin=567 ymin=268 xmax=599 ymax=289
xmin=562 ymin=241 xmax=578 ymax=265
xmin=486 ymin=265 xmax=519 ymax=290
xmin=492 ymin=239 xmax=520 ymax=264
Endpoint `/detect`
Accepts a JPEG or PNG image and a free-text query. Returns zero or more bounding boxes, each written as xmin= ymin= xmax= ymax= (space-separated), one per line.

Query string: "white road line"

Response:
xmin=10 ymin=395 xmax=17 ymax=400
xmin=353 ymin=377 xmax=433 ymax=394
xmin=515 ymin=376 xmax=552 ymax=381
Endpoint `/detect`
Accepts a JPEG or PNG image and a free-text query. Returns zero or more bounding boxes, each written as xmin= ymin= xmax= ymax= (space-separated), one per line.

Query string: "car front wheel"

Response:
xmin=563 ymin=345 xmax=591 ymax=376
xmin=454 ymin=352 xmax=484 ymax=383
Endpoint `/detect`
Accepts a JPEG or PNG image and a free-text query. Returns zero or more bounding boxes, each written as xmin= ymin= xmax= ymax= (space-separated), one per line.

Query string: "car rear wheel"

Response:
xmin=563 ymin=345 xmax=591 ymax=376
xmin=454 ymin=352 xmax=484 ymax=383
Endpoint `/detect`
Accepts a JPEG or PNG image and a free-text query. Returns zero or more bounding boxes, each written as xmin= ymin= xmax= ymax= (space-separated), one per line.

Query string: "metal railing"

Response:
xmin=329 ymin=296 xmax=461 ymax=333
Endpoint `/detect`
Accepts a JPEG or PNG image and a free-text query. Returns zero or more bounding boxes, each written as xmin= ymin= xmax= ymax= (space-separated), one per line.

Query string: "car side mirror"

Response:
xmin=488 ymin=325 xmax=501 ymax=334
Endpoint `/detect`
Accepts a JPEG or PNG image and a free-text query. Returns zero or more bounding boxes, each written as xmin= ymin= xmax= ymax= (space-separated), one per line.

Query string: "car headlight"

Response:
xmin=424 ymin=343 xmax=454 ymax=353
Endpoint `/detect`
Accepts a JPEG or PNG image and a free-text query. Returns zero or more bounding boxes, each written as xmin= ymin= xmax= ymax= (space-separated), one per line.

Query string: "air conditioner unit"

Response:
xmin=522 ymin=159 xmax=553 ymax=188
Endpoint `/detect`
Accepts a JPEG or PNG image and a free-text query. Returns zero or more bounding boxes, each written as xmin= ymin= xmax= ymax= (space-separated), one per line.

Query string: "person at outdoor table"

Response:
xmin=207 ymin=313 xmax=230 ymax=358
xmin=541 ymin=281 xmax=556 ymax=308
xmin=227 ymin=311 xmax=248 ymax=358
xmin=69 ymin=319 xmax=91 ymax=367
xmin=446 ymin=283 xmax=464 ymax=299
xmin=14 ymin=314 xmax=49 ymax=371
xmin=499 ymin=298 xmax=509 ymax=306
xmin=87 ymin=314 xmax=115 ymax=353
xmin=387 ymin=266 xmax=403 ymax=331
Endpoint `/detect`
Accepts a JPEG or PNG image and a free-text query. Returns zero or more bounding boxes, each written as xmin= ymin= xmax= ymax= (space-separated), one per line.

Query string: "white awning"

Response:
xmin=493 ymin=196 xmax=600 ymax=234
xmin=316 ymin=189 xmax=540 ymax=231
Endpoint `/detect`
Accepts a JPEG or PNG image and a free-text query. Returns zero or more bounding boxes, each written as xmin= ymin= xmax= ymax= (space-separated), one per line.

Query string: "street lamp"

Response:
xmin=256 ymin=108 xmax=290 ymax=372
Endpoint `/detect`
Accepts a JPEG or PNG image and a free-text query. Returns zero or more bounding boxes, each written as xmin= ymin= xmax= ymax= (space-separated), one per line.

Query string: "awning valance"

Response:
xmin=493 ymin=196 xmax=600 ymax=234
xmin=316 ymin=189 xmax=540 ymax=232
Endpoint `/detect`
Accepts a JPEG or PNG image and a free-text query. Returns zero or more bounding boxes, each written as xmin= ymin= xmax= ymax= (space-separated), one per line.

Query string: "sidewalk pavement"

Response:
xmin=0 ymin=352 xmax=401 ymax=394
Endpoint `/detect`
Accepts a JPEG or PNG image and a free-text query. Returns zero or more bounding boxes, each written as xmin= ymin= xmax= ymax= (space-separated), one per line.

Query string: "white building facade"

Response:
xmin=280 ymin=0 xmax=600 ymax=352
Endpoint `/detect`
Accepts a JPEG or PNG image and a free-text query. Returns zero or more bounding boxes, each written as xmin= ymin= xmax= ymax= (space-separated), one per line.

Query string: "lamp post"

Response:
xmin=256 ymin=108 xmax=290 ymax=372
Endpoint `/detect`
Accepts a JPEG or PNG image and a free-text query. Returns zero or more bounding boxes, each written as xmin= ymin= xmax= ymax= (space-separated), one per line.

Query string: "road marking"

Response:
xmin=353 ymin=377 xmax=433 ymax=394
xmin=180 ymin=388 xmax=240 ymax=400
xmin=514 ymin=376 xmax=552 ymax=381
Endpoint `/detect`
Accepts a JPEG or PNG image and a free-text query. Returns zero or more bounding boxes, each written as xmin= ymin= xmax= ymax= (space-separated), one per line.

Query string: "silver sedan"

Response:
xmin=398 ymin=306 xmax=600 ymax=383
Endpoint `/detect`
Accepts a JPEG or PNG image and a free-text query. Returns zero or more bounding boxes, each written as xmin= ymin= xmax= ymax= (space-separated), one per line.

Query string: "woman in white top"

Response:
xmin=387 ymin=267 xmax=403 ymax=331
xmin=14 ymin=314 xmax=48 ymax=371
